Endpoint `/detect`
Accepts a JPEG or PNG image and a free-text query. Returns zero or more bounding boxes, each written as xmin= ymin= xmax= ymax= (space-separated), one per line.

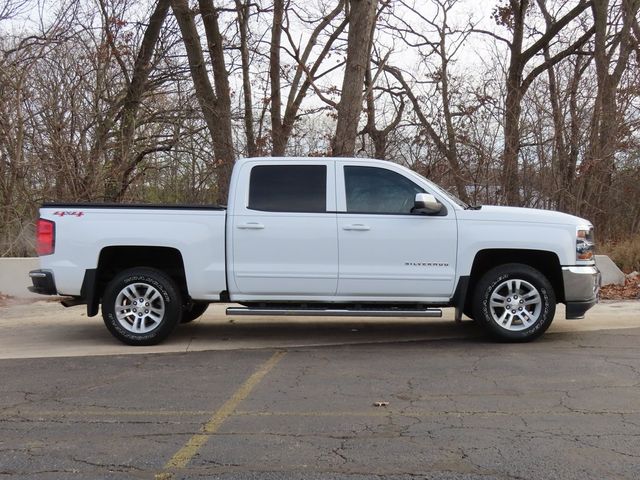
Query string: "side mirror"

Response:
xmin=413 ymin=193 xmax=443 ymax=215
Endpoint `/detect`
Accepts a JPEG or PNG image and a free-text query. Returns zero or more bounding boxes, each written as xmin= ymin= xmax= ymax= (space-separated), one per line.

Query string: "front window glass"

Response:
xmin=344 ymin=166 xmax=424 ymax=214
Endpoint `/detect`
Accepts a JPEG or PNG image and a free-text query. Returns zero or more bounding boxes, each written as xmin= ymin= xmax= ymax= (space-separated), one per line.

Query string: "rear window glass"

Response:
xmin=248 ymin=165 xmax=327 ymax=213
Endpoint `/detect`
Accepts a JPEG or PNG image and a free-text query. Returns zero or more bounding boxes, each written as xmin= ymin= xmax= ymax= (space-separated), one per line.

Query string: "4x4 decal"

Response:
xmin=53 ymin=211 xmax=84 ymax=217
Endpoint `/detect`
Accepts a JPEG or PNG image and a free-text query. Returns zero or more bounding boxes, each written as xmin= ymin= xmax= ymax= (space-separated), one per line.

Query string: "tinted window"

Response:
xmin=249 ymin=165 xmax=326 ymax=212
xmin=344 ymin=166 xmax=424 ymax=214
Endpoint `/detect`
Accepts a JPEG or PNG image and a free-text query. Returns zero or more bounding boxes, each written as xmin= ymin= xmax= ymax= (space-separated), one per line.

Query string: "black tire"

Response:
xmin=472 ymin=263 xmax=556 ymax=342
xmin=181 ymin=301 xmax=209 ymax=323
xmin=102 ymin=267 xmax=182 ymax=345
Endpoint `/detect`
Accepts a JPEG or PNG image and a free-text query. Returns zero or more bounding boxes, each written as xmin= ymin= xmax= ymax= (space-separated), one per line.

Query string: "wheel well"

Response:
xmin=464 ymin=249 xmax=564 ymax=312
xmin=96 ymin=246 xmax=188 ymax=301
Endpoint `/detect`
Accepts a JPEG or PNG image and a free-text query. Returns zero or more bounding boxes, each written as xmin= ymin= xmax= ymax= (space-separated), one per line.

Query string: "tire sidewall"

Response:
xmin=475 ymin=265 xmax=555 ymax=342
xmin=103 ymin=268 xmax=182 ymax=345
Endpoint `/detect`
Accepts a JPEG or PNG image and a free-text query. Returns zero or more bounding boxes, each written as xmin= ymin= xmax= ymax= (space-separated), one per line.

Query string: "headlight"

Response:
xmin=576 ymin=226 xmax=595 ymax=261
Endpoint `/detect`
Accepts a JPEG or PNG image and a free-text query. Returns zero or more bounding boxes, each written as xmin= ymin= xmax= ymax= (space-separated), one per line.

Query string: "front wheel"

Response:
xmin=473 ymin=263 xmax=556 ymax=342
xmin=102 ymin=267 xmax=182 ymax=345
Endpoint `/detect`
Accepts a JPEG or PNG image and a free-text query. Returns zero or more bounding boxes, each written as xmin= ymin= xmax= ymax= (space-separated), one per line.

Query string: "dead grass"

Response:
xmin=599 ymin=235 xmax=640 ymax=273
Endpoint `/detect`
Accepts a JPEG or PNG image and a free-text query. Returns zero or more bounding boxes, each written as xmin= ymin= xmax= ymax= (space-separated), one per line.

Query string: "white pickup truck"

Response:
xmin=29 ymin=157 xmax=600 ymax=345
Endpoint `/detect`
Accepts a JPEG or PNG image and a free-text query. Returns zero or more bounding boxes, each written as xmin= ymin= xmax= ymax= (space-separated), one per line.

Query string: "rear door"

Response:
xmin=229 ymin=160 xmax=338 ymax=298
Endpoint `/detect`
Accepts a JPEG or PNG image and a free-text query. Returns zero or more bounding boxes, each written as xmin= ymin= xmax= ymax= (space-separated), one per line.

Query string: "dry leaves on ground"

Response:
xmin=600 ymin=274 xmax=640 ymax=300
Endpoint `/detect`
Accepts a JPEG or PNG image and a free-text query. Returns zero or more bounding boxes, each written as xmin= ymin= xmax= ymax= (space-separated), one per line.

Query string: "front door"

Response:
xmin=336 ymin=163 xmax=457 ymax=301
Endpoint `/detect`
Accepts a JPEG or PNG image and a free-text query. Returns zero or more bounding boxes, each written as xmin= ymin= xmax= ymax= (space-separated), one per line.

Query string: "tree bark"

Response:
xmin=580 ymin=0 xmax=639 ymax=229
xmin=501 ymin=0 xmax=593 ymax=206
xmin=104 ymin=0 xmax=171 ymax=201
xmin=332 ymin=0 xmax=378 ymax=157
xmin=198 ymin=0 xmax=235 ymax=200
xmin=361 ymin=61 xmax=404 ymax=160
xmin=270 ymin=0 xmax=346 ymax=156
xmin=235 ymin=0 xmax=256 ymax=156
xmin=171 ymin=0 xmax=235 ymax=203
xmin=269 ymin=0 xmax=285 ymax=156
xmin=501 ymin=0 xmax=528 ymax=206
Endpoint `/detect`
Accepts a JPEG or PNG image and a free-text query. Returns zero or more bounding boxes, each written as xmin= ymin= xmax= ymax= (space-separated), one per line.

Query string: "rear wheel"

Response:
xmin=102 ymin=267 xmax=182 ymax=345
xmin=473 ymin=263 xmax=555 ymax=342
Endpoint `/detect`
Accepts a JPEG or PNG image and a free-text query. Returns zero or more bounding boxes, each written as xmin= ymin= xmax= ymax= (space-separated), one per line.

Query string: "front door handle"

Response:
xmin=343 ymin=224 xmax=370 ymax=231
xmin=237 ymin=222 xmax=264 ymax=230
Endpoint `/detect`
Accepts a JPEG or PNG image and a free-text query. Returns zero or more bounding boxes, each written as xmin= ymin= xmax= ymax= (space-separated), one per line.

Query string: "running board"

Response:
xmin=226 ymin=307 xmax=442 ymax=318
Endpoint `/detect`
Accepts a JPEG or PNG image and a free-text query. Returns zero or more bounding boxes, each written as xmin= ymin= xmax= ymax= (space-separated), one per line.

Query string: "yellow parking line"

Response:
xmin=155 ymin=351 xmax=285 ymax=479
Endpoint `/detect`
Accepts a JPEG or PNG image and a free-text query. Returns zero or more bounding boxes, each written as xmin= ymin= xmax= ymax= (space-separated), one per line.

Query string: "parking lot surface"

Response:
xmin=0 ymin=301 xmax=639 ymax=479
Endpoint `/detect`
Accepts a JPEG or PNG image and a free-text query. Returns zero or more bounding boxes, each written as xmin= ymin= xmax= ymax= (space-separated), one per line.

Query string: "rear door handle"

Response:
xmin=343 ymin=224 xmax=370 ymax=231
xmin=237 ymin=222 xmax=264 ymax=230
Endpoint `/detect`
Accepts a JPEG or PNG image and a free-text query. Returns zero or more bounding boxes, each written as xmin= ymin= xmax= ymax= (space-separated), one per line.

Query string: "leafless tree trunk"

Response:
xmin=361 ymin=62 xmax=404 ymax=160
xmin=102 ymin=0 xmax=171 ymax=201
xmin=384 ymin=65 xmax=470 ymax=204
xmin=270 ymin=0 xmax=347 ymax=156
xmin=171 ymin=0 xmax=235 ymax=202
xmin=235 ymin=0 xmax=256 ymax=157
xmin=538 ymin=1 xmax=590 ymax=212
xmin=496 ymin=0 xmax=593 ymax=205
xmin=269 ymin=0 xmax=285 ymax=156
xmin=332 ymin=0 xmax=378 ymax=157
xmin=198 ymin=0 xmax=235 ymax=199
xmin=580 ymin=0 xmax=639 ymax=228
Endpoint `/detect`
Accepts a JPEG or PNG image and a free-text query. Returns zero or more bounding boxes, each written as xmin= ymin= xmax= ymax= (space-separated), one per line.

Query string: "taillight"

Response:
xmin=36 ymin=218 xmax=55 ymax=256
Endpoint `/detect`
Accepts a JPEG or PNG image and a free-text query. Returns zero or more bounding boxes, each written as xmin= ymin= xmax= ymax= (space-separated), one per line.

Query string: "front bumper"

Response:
xmin=28 ymin=269 xmax=57 ymax=295
xmin=562 ymin=265 xmax=601 ymax=319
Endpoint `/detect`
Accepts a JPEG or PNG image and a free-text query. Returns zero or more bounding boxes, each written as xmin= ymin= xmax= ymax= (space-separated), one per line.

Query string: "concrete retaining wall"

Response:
xmin=0 ymin=257 xmax=40 ymax=298
xmin=595 ymin=255 xmax=626 ymax=286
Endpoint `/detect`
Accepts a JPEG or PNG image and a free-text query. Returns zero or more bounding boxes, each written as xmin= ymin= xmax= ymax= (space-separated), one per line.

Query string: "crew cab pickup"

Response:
xmin=29 ymin=157 xmax=600 ymax=345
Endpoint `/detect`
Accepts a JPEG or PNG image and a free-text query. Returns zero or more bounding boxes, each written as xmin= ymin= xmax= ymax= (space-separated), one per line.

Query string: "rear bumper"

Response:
xmin=28 ymin=269 xmax=58 ymax=295
xmin=562 ymin=265 xmax=601 ymax=319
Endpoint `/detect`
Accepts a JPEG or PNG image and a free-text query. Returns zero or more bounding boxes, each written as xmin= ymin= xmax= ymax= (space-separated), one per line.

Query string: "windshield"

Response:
xmin=408 ymin=170 xmax=470 ymax=209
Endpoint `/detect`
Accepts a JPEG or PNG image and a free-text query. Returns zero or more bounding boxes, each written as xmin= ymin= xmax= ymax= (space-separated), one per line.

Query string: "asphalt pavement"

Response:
xmin=0 ymin=301 xmax=639 ymax=479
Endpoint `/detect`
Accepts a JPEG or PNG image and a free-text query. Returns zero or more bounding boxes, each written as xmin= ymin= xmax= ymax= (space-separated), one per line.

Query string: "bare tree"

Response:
xmin=361 ymin=59 xmax=404 ymax=160
xmin=381 ymin=0 xmax=475 ymax=203
xmin=270 ymin=0 xmax=347 ymax=156
xmin=235 ymin=0 xmax=257 ymax=157
xmin=0 ymin=0 xmax=28 ymax=22
xmin=484 ymin=0 xmax=594 ymax=205
xmin=332 ymin=0 xmax=378 ymax=156
xmin=101 ymin=0 xmax=172 ymax=200
xmin=4 ymin=0 xmax=640 ymax=258
xmin=579 ymin=0 xmax=640 ymax=227
xmin=171 ymin=0 xmax=235 ymax=202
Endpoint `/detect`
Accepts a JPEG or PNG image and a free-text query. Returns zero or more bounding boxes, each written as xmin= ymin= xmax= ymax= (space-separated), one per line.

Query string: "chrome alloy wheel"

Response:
xmin=114 ymin=283 xmax=165 ymax=334
xmin=488 ymin=279 xmax=542 ymax=331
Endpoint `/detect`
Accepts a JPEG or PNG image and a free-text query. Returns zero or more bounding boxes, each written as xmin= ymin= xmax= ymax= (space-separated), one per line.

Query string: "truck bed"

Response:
xmin=38 ymin=203 xmax=228 ymax=300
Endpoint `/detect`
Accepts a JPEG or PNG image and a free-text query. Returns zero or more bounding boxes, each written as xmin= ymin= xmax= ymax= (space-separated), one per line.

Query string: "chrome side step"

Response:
xmin=226 ymin=307 xmax=443 ymax=318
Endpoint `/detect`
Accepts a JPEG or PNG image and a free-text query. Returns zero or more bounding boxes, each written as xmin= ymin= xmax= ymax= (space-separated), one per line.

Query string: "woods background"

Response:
xmin=1 ymin=0 xmax=639 ymax=259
